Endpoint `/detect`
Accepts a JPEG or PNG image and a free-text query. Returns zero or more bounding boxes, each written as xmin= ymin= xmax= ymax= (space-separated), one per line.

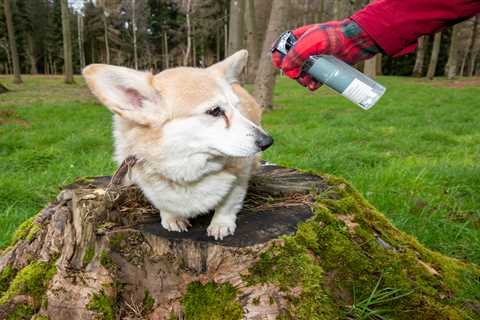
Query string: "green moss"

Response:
xmin=32 ymin=315 xmax=49 ymax=320
xmin=100 ymin=250 xmax=113 ymax=269
xmin=27 ymin=223 xmax=42 ymax=242
xmin=181 ymin=282 xmax=243 ymax=320
xmin=0 ymin=266 xmax=15 ymax=295
xmin=9 ymin=215 xmax=42 ymax=246
xmin=6 ymin=304 xmax=34 ymax=320
xmin=143 ymin=289 xmax=155 ymax=312
xmin=246 ymin=176 xmax=480 ymax=320
xmin=87 ymin=290 xmax=115 ymax=320
xmin=83 ymin=245 xmax=95 ymax=267
xmin=0 ymin=261 xmax=57 ymax=305
xmin=11 ymin=217 xmax=35 ymax=244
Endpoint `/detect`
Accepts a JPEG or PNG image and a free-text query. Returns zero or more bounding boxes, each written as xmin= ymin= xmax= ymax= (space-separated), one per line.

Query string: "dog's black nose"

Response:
xmin=256 ymin=133 xmax=274 ymax=151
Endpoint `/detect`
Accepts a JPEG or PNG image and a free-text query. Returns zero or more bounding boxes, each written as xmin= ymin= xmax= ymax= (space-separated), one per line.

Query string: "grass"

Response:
xmin=346 ymin=275 xmax=413 ymax=319
xmin=0 ymin=74 xmax=479 ymax=265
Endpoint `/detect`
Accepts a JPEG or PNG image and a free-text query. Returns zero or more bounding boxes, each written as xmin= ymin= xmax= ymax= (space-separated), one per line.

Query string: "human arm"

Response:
xmin=272 ymin=0 xmax=480 ymax=89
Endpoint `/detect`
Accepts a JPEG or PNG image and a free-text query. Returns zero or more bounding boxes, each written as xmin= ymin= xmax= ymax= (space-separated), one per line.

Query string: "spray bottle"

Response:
xmin=273 ymin=31 xmax=386 ymax=110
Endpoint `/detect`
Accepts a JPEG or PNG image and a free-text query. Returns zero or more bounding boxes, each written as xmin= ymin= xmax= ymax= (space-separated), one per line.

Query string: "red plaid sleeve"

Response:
xmin=271 ymin=19 xmax=379 ymax=90
xmin=351 ymin=0 xmax=480 ymax=56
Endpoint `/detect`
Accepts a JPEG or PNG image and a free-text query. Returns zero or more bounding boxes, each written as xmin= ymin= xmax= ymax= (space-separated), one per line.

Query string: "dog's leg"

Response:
xmin=160 ymin=210 xmax=191 ymax=232
xmin=207 ymin=176 xmax=248 ymax=240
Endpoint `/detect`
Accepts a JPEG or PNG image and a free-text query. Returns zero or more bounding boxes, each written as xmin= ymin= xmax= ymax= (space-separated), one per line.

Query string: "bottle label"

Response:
xmin=341 ymin=78 xmax=378 ymax=110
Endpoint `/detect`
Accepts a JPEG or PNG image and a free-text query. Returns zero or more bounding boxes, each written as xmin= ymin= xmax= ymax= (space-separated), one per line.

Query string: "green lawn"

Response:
xmin=1 ymin=75 xmax=479 ymax=266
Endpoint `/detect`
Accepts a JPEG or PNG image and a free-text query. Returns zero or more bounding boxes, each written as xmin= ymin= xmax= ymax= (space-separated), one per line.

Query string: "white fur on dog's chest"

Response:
xmin=133 ymin=169 xmax=237 ymax=218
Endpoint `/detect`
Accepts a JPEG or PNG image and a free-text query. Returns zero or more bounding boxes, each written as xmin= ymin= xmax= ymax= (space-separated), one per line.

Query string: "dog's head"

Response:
xmin=82 ymin=50 xmax=273 ymax=158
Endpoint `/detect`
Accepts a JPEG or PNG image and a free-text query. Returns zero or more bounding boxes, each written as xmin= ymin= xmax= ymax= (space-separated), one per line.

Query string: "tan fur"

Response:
xmin=232 ymin=83 xmax=262 ymax=125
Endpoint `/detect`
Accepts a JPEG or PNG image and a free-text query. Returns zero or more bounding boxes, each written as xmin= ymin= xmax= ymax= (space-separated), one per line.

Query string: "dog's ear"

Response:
xmin=82 ymin=64 xmax=163 ymax=126
xmin=208 ymin=49 xmax=248 ymax=83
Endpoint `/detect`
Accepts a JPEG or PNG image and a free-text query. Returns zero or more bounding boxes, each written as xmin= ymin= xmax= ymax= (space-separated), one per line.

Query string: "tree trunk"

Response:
xmin=362 ymin=0 xmax=377 ymax=78
xmin=4 ymin=0 xmax=22 ymax=84
xmin=375 ymin=53 xmax=382 ymax=75
xmin=216 ymin=25 xmax=221 ymax=61
xmin=253 ymin=0 xmax=290 ymax=110
xmin=78 ymin=14 xmax=86 ymax=71
xmin=468 ymin=15 xmax=479 ymax=77
xmin=445 ymin=24 xmax=461 ymax=80
xmin=245 ymin=0 xmax=259 ymax=83
xmin=132 ymin=0 xmax=138 ymax=70
xmin=183 ymin=0 xmax=192 ymax=66
xmin=3 ymin=62 xmax=9 ymax=75
xmin=44 ymin=56 xmax=49 ymax=75
xmin=163 ymin=31 xmax=169 ymax=69
xmin=314 ymin=0 xmax=324 ymax=22
xmin=363 ymin=56 xmax=377 ymax=78
xmin=302 ymin=0 xmax=310 ymax=25
xmin=412 ymin=36 xmax=428 ymax=77
xmin=426 ymin=32 xmax=442 ymax=80
xmin=26 ymin=34 xmax=38 ymax=75
xmin=1 ymin=163 xmax=478 ymax=319
xmin=103 ymin=12 xmax=110 ymax=65
xmin=228 ymin=0 xmax=246 ymax=55
xmin=224 ymin=8 xmax=228 ymax=59
xmin=192 ymin=24 xmax=197 ymax=67
xmin=332 ymin=0 xmax=340 ymax=20
xmin=254 ymin=0 xmax=273 ymax=50
xmin=60 ymin=0 xmax=74 ymax=84
xmin=0 ymin=42 xmax=12 ymax=76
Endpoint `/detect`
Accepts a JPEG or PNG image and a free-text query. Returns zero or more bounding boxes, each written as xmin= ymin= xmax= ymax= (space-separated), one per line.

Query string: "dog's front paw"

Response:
xmin=207 ymin=219 xmax=236 ymax=240
xmin=161 ymin=213 xmax=191 ymax=232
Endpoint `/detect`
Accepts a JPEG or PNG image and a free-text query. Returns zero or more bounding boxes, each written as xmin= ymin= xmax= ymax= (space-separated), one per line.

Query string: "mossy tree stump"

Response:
xmin=0 ymin=164 xmax=478 ymax=320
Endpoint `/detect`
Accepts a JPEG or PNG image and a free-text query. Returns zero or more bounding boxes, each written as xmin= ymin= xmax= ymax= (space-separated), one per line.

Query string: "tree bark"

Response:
xmin=183 ymin=0 xmax=192 ymax=66
xmin=332 ymin=0 xmax=340 ymax=20
xmin=314 ymin=0 xmax=324 ymax=22
xmin=253 ymin=0 xmax=290 ymax=110
xmin=412 ymin=36 xmax=428 ymax=77
xmin=445 ymin=24 xmax=461 ymax=80
xmin=362 ymin=0 xmax=377 ymax=78
xmin=224 ymin=7 xmax=228 ymax=59
xmin=132 ymin=0 xmax=138 ymax=70
xmin=103 ymin=12 xmax=110 ymax=65
xmin=245 ymin=0 xmax=259 ymax=83
xmin=60 ymin=0 xmax=74 ymax=84
xmin=0 ymin=41 xmax=13 ymax=76
xmin=4 ymin=0 xmax=22 ymax=84
xmin=26 ymin=34 xmax=38 ymax=75
xmin=228 ymin=0 xmax=246 ymax=55
xmin=216 ymin=25 xmax=221 ymax=61
xmin=192 ymin=24 xmax=197 ymax=67
xmin=426 ymin=32 xmax=442 ymax=80
xmin=467 ymin=15 xmax=479 ymax=77
xmin=1 ymin=163 xmax=478 ymax=319
xmin=363 ymin=56 xmax=377 ymax=78
xmin=375 ymin=53 xmax=383 ymax=75
xmin=78 ymin=14 xmax=86 ymax=71
xmin=163 ymin=31 xmax=169 ymax=69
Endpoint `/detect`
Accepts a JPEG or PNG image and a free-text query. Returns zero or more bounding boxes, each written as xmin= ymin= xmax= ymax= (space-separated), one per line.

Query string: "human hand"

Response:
xmin=271 ymin=19 xmax=380 ymax=90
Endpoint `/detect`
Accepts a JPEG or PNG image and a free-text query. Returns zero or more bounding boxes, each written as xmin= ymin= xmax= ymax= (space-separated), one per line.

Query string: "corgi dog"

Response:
xmin=82 ymin=50 xmax=273 ymax=240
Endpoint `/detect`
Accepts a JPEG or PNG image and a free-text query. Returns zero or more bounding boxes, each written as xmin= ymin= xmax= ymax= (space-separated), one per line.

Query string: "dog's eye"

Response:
xmin=206 ymin=105 xmax=225 ymax=117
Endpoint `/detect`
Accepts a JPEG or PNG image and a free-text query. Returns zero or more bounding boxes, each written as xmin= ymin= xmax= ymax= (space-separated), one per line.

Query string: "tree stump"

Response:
xmin=0 ymin=164 xmax=478 ymax=320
